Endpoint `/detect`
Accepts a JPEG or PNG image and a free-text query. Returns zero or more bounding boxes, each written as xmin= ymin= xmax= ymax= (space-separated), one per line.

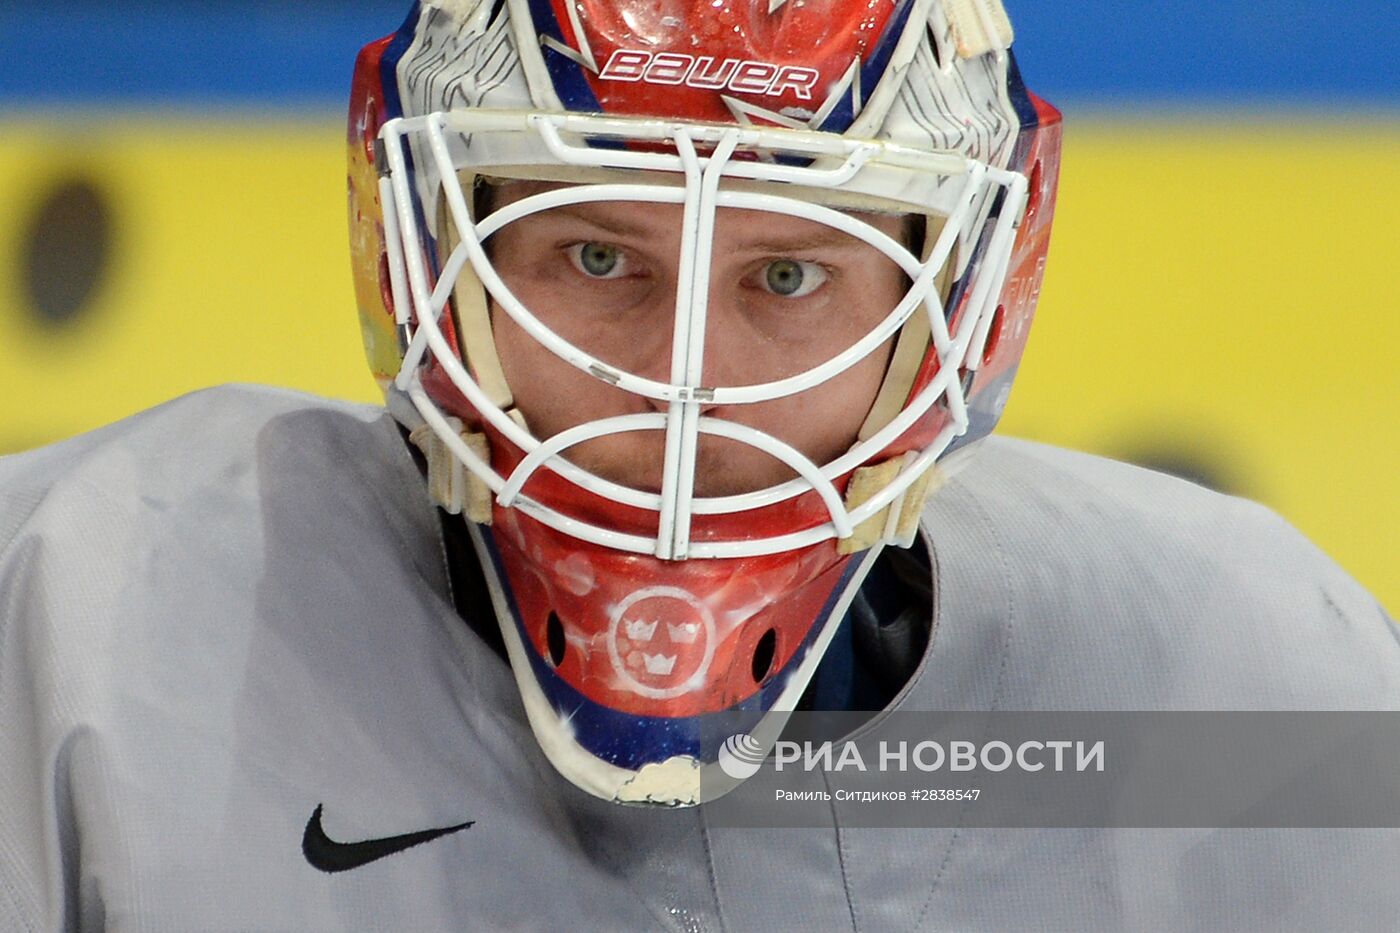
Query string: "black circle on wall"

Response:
xmin=20 ymin=175 xmax=115 ymax=328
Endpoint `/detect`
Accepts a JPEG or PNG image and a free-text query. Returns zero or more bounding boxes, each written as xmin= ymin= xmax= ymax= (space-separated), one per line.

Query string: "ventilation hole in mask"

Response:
xmin=1025 ymin=160 xmax=1044 ymax=223
xmin=960 ymin=368 xmax=976 ymax=400
xmin=546 ymin=612 xmax=566 ymax=667
xmin=377 ymin=252 xmax=394 ymax=314
xmin=982 ymin=305 xmax=1005 ymax=366
xmin=752 ymin=629 xmax=777 ymax=684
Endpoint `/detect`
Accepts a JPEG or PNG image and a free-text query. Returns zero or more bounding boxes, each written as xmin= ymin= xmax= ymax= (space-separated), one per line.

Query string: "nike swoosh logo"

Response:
xmin=302 ymin=804 xmax=474 ymax=874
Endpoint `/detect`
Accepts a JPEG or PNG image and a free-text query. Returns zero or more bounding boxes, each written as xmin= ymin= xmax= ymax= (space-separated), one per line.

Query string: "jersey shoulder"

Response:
xmin=918 ymin=436 xmax=1397 ymax=709
xmin=0 ymin=387 xmax=526 ymax=931
xmin=0 ymin=384 xmax=395 ymax=544
xmin=3 ymin=383 xmax=379 ymax=495
xmin=0 ymin=382 xmax=451 ymax=650
xmin=956 ymin=434 xmax=1376 ymax=610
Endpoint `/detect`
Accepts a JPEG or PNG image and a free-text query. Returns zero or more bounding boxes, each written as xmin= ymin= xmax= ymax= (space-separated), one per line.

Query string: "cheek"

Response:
xmin=493 ymin=307 xmax=638 ymax=435
xmin=816 ymin=341 xmax=891 ymax=426
xmin=492 ymin=258 xmax=561 ymax=321
xmin=493 ymin=308 xmax=561 ymax=421
xmin=736 ymin=336 xmax=892 ymax=464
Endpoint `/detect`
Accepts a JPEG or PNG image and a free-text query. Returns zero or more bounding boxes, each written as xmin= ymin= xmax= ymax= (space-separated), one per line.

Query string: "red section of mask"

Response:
xmin=492 ymin=500 xmax=852 ymax=717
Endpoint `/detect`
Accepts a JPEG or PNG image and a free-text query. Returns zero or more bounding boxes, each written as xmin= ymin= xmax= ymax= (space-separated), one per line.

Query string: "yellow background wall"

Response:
xmin=1 ymin=115 xmax=1395 ymax=608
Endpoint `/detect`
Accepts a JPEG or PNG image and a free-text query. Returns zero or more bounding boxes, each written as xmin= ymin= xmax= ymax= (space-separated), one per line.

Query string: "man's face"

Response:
xmin=482 ymin=181 xmax=913 ymax=496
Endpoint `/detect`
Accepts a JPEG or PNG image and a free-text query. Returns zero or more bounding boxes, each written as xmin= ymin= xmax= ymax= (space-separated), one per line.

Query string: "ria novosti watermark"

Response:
xmin=700 ymin=711 xmax=1400 ymax=828
xmin=763 ymin=736 xmax=1104 ymax=775
xmin=721 ymin=732 xmax=1100 ymax=808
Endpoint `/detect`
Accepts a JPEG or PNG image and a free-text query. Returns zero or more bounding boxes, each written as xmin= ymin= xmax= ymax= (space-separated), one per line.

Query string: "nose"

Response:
xmin=625 ymin=284 xmax=747 ymax=413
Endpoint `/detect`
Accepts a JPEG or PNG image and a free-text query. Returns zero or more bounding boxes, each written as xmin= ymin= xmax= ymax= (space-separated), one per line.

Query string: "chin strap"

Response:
xmin=387 ymin=387 xmax=940 ymax=551
xmin=410 ymin=421 xmax=939 ymax=554
xmin=388 ymin=386 xmax=497 ymax=524
xmin=839 ymin=451 xmax=943 ymax=555
xmin=407 ymin=419 xmax=496 ymax=524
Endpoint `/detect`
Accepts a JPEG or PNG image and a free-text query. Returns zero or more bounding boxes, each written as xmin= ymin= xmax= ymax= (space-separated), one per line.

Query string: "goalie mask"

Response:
xmin=348 ymin=0 xmax=1060 ymax=805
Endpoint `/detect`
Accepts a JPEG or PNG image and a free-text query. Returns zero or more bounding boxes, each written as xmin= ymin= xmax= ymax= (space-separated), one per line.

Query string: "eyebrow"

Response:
xmin=537 ymin=204 xmax=897 ymax=253
xmin=543 ymin=204 xmax=657 ymax=240
xmin=742 ymin=213 xmax=918 ymax=254
xmin=731 ymin=229 xmax=881 ymax=254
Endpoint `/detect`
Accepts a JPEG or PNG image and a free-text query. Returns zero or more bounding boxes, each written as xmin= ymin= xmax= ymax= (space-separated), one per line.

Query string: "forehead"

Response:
xmin=481 ymin=179 xmax=913 ymax=243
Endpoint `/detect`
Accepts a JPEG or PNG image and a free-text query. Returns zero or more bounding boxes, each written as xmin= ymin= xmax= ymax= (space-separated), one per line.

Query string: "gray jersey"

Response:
xmin=1 ymin=385 xmax=1396 ymax=932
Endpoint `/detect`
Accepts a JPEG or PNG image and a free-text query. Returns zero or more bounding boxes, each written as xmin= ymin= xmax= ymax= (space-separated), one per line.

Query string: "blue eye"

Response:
xmin=569 ymin=242 xmax=627 ymax=278
xmin=762 ymin=259 xmax=828 ymax=298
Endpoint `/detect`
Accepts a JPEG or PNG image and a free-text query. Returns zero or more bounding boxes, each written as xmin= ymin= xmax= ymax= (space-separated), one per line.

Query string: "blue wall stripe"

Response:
xmin=2 ymin=1 xmax=1396 ymax=105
